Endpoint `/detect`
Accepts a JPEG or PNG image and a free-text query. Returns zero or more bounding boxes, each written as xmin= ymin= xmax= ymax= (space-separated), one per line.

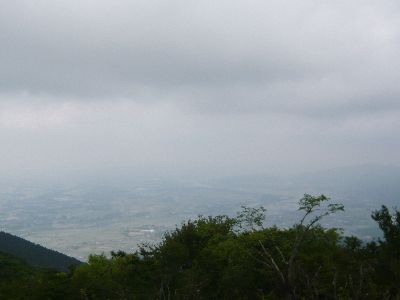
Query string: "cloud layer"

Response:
xmin=0 ymin=1 xmax=399 ymax=179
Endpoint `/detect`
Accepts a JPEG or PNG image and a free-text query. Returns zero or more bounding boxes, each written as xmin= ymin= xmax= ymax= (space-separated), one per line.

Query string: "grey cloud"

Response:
xmin=0 ymin=1 xmax=399 ymax=179
xmin=1 ymin=0 xmax=400 ymax=119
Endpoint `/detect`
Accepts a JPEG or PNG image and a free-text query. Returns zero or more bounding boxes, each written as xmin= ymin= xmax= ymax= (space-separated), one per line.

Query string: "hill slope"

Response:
xmin=0 ymin=231 xmax=82 ymax=271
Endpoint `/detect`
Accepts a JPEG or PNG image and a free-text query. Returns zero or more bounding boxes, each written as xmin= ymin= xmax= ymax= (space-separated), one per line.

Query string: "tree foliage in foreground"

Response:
xmin=1 ymin=194 xmax=399 ymax=299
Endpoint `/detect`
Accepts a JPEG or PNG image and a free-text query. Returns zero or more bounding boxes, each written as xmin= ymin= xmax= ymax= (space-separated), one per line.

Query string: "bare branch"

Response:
xmin=275 ymin=246 xmax=288 ymax=265
xmin=258 ymin=240 xmax=286 ymax=284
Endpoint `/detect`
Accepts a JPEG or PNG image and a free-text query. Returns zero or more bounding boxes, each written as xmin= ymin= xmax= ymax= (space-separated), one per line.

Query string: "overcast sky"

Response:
xmin=0 ymin=0 xmax=399 ymax=181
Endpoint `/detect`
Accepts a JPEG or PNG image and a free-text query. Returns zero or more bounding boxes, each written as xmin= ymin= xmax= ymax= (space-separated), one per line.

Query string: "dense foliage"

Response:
xmin=1 ymin=194 xmax=399 ymax=299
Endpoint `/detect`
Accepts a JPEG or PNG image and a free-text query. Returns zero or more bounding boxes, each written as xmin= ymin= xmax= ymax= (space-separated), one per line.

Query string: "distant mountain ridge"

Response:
xmin=209 ymin=164 xmax=400 ymax=204
xmin=289 ymin=164 xmax=400 ymax=204
xmin=0 ymin=231 xmax=82 ymax=271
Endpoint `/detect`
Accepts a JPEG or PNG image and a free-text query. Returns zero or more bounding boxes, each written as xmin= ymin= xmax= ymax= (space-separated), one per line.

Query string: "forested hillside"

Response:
xmin=0 ymin=231 xmax=82 ymax=271
xmin=0 ymin=194 xmax=399 ymax=299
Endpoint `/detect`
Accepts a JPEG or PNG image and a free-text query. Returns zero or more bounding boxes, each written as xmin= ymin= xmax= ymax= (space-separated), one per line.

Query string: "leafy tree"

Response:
xmin=235 ymin=205 xmax=266 ymax=232
xmin=257 ymin=194 xmax=344 ymax=299
xmin=370 ymin=205 xmax=400 ymax=298
xmin=372 ymin=205 xmax=400 ymax=257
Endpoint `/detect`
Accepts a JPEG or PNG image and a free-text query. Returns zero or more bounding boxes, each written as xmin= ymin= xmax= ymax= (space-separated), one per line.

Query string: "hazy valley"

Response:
xmin=1 ymin=164 xmax=397 ymax=261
